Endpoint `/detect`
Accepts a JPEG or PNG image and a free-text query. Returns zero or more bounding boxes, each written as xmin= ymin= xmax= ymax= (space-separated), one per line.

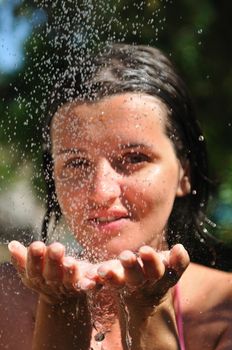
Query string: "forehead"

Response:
xmin=51 ymin=93 xmax=168 ymax=149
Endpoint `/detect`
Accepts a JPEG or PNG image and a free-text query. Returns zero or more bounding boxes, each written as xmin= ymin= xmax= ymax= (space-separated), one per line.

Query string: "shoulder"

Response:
xmin=180 ymin=263 xmax=232 ymax=349
xmin=181 ymin=263 xmax=232 ymax=300
xmin=180 ymin=262 xmax=232 ymax=318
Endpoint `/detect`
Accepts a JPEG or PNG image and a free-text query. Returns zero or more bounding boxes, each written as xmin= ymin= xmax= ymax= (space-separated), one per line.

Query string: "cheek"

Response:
xmin=55 ymin=181 xmax=88 ymax=220
xmin=123 ymin=167 xmax=179 ymax=216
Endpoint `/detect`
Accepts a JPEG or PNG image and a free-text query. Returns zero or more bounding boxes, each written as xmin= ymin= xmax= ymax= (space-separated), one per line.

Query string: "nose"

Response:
xmin=89 ymin=158 xmax=122 ymax=205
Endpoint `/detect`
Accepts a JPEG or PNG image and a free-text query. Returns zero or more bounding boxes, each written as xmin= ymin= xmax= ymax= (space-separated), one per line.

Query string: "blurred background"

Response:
xmin=0 ymin=0 xmax=232 ymax=261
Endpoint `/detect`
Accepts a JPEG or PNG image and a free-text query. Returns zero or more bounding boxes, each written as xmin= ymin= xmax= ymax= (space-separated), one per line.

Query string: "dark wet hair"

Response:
xmin=41 ymin=43 xmax=231 ymax=269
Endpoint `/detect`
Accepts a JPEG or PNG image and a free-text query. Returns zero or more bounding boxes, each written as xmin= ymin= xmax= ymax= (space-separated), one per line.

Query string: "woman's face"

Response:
xmin=52 ymin=93 xmax=190 ymax=261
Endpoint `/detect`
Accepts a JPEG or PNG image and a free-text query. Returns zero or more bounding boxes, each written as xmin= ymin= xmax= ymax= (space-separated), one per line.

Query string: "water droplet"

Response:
xmin=198 ymin=135 xmax=204 ymax=141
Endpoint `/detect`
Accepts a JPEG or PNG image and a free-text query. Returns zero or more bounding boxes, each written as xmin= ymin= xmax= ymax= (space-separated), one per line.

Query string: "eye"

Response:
xmin=123 ymin=152 xmax=150 ymax=164
xmin=114 ymin=151 xmax=151 ymax=174
xmin=66 ymin=158 xmax=90 ymax=169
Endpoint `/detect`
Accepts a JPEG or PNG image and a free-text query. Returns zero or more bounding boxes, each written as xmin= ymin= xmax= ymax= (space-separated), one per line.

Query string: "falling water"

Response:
xmin=1 ymin=1 xmax=231 ymax=350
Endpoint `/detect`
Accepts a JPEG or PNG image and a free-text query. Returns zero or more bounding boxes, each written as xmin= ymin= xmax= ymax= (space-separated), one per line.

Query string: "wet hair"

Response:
xmin=42 ymin=43 xmax=231 ymax=270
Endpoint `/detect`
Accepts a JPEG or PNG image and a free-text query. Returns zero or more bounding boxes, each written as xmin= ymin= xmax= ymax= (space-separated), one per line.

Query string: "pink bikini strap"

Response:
xmin=173 ymin=283 xmax=186 ymax=350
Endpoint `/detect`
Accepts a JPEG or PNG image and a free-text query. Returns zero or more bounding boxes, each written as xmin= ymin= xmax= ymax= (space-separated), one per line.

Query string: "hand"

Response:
xmin=8 ymin=240 xmax=98 ymax=304
xmin=87 ymin=244 xmax=189 ymax=306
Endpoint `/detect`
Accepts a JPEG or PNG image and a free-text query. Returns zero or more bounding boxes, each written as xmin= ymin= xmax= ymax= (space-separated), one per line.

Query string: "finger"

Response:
xmin=27 ymin=241 xmax=46 ymax=279
xmin=169 ymin=244 xmax=190 ymax=279
xmin=62 ymin=256 xmax=80 ymax=290
xmin=43 ymin=242 xmax=65 ymax=283
xmin=97 ymin=260 xmax=125 ymax=286
xmin=76 ymin=277 xmax=96 ymax=291
xmin=138 ymin=246 xmax=165 ymax=280
xmin=8 ymin=241 xmax=27 ymax=275
xmin=85 ymin=263 xmax=103 ymax=283
xmin=118 ymin=250 xmax=144 ymax=286
xmin=156 ymin=245 xmax=190 ymax=292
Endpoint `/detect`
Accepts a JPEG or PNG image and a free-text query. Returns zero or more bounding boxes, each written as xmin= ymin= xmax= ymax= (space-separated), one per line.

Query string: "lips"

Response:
xmin=87 ymin=209 xmax=130 ymax=228
xmin=89 ymin=215 xmax=129 ymax=224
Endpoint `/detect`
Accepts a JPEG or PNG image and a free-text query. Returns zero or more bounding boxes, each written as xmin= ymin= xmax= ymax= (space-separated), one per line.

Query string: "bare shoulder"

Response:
xmin=180 ymin=263 xmax=232 ymax=309
xmin=179 ymin=263 xmax=232 ymax=349
xmin=0 ymin=262 xmax=38 ymax=350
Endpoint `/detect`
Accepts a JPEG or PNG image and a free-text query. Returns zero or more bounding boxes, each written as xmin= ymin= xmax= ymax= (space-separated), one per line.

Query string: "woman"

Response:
xmin=7 ymin=44 xmax=232 ymax=350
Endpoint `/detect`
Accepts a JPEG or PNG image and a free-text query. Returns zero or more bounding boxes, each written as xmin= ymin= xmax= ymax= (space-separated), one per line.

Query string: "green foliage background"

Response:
xmin=0 ymin=0 xmax=231 ymax=241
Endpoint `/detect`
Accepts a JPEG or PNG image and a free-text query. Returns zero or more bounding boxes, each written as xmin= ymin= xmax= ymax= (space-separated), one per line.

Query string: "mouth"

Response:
xmin=87 ymin=214 xmax=130 ymax=230
xmin=91 ymin=216 xmax=128 ymax=223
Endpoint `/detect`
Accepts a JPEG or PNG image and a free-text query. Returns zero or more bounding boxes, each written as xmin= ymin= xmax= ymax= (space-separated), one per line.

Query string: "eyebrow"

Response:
xmin=119 ymin=142 xmax=153 ymax=150
xmin=55 ymin=148 xmax=85 ymax=156
xmin=55 ymin=143 xmax=153 ymax=156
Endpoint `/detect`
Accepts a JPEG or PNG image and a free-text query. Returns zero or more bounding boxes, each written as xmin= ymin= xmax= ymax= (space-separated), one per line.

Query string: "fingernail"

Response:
xmin=63 ymin=257 xmax=74 ymax=268
xmin=31 ymin=246 xmax=44 ymax=257
xmin=48 ymin=247 xmax=63 ymax=260
xmin=86 ymin=269 xmax=96 ymax=279
xmin=174 ymin=244 xmax=184 ymax=256
xmin=97 ymin=269 xmax=107 ymax=277
xmin=119 ymin=252 xmax=135 ymax=268
xmin=8 ymin=241 xmax=20 ymax=252
xmin=119 ymin=251 xmax=131 ymax=261
xmin=77 ymin=279 xmax=95 ymax=291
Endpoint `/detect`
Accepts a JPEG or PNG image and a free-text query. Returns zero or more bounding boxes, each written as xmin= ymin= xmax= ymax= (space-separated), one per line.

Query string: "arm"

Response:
xmin=33 ymin=295 xmax=91 ymax=350
xmin=8 ymin=241 xmax=95 ymax=350
xmin=0 ymin=262 xmax=38 ymax=350
xmin=118 ymin=292 xmax=180 ymax=350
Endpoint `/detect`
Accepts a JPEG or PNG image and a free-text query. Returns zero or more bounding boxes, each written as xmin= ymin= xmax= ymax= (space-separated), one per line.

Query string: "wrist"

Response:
xmin=117 ymin=286 xmax=170 ymax=315
xmin=38 ymin=292 xmax=80 ymax=308
xmin=118 ymin=291 xmax=180 ymax=350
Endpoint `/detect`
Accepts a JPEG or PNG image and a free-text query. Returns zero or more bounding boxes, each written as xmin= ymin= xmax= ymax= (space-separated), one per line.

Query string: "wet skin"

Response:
xmin=52 ymin=93 xmax=190 ymax=260
xmin=8 ymin=93 xmax=192 ymax=350
xmin=6 ymin=93 xmax=232 ymax=350
xmin=8 ymin=93 xmax=190 ymax=301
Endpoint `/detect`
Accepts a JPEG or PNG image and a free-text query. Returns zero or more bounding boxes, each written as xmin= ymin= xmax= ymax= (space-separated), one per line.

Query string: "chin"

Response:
xmin=103 ymin=237 xmax=140 ymax=258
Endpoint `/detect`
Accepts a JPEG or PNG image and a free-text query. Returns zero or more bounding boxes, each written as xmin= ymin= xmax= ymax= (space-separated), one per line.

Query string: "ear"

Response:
xmin=176 ymin=161 xmax=191 ymax=197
